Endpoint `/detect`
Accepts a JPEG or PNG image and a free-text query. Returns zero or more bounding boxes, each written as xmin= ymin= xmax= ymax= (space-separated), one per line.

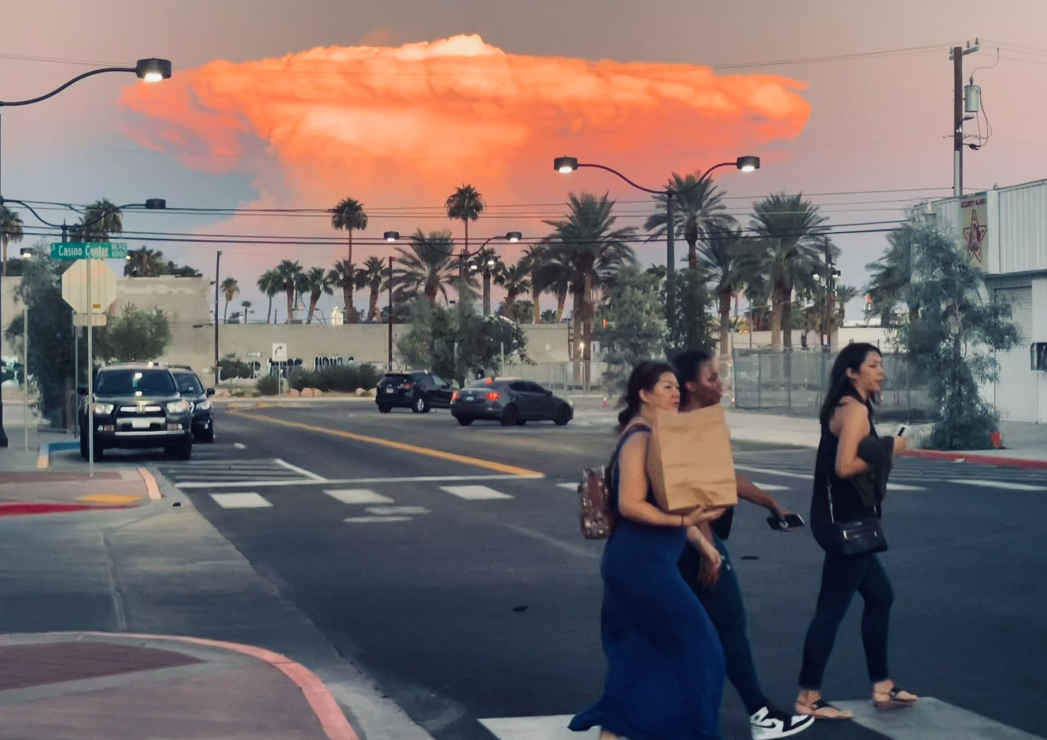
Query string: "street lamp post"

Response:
xmin=460 ymin=232 xmax=521 ymax=316
xmin=0 ymin=57 xmax=171 ymax=447
xmin=384 ymin=231 xmax=400 ymax=369
xmin=553 ymin=155 xmax=759 ymax=331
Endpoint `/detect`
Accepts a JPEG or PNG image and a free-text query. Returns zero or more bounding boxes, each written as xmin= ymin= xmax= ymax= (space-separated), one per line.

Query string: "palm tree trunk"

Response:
xmin=266 ymin=295 xmax=273 ymax=324
xmin=556 ymin=289 xmax=568 ymax=322
xmin=718 ymin=289 xmax=732 ymax=356
xmin=368 ymin=286 xmax=379 ymax=322
xmin=531 ymin=281 xmax=540 ymax=324
xmin=286 ymin=291 xmax=294 ymax=324
xmin=781 ymin=280 xmax=794 ymax=350
xmin=223 ymin=298 xmax=229 ymax=324
xmin=307 ymin=300 xmax=317 ymax=324
xmin=688 ymin=238 xmax=699 ymax=272
xmin=770 ymin=295 xmax=783 ymax=350
xmin=346 ymin=231 xmax=355 ymax=321
xmin=582 ymin=271 xmax=594 ymax=390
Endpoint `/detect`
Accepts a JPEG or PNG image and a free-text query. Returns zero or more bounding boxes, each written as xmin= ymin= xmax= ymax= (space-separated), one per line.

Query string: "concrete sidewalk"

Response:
xmin=0 ymin=632 xmax=355 ymax=740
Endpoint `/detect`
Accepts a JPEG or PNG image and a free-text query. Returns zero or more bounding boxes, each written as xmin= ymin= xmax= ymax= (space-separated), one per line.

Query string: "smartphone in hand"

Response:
xmin=767 ymin=513 xmax=806 ymax=531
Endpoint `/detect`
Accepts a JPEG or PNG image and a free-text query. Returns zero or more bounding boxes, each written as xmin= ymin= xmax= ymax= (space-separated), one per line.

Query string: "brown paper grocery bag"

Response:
xmin=646 ymin=405 xmax=738 ymax=514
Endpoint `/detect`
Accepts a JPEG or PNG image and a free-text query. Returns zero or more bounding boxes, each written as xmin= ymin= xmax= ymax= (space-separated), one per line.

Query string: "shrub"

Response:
xmin=256 ymin=375 xmax=279 ymax=395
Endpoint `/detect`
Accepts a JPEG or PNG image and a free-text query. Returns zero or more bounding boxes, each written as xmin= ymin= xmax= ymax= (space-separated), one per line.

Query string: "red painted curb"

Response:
xmin=0 ymin=502 xmax=136 ymax=517
xmin=901 ymin=449 xmax=1047 ymax=470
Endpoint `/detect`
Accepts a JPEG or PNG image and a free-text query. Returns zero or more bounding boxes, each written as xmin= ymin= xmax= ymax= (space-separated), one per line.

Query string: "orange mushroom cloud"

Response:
xmin=120 ymin=34 xmax=810 ymax=208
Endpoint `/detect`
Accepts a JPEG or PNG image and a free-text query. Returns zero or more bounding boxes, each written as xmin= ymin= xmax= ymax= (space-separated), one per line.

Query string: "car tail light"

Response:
xmin=486 ymin=391 xmax=500 ymax=401
xmin=451 ymin=391 xmax=459 ymax=401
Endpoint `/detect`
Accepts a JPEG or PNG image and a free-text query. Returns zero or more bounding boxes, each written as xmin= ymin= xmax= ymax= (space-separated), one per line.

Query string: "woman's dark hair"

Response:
xmin=672 ymin=348 xmax=714 ymax=407
xmin=818 ymin=342 xmax=882 ymax=429
xmin=618 ymin=360 xmax=677 ymax=431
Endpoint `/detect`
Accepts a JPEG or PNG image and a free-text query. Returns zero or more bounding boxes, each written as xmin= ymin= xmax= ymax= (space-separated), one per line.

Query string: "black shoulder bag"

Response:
xmin=822 ymin=477 xmax=887 ymax=557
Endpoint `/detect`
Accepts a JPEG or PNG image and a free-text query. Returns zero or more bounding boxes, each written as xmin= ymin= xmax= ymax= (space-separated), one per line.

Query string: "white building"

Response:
xmin=928 ymin=179 xmax=1047 ymax=423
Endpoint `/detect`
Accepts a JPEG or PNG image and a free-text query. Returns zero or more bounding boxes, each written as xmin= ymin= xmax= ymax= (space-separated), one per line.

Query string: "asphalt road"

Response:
xmin=85 ymin=401 xmax=1047 ymax=739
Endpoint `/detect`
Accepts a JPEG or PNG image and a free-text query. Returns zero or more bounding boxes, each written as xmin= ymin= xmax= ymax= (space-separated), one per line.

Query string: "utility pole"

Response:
xmin=214 ymin=250 xmax=221 ymax=387
xmin=387 ymin=255 xmax=394 ymax=369
xmin=665 ymin=193 xmax=676 ymax=340
xmin=951 ymin=40 xmax=979 ymax=197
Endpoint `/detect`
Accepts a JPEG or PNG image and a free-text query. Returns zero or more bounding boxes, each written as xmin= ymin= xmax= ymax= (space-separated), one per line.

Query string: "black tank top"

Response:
xmin=811 ymin=411 xmax=880 ymax=525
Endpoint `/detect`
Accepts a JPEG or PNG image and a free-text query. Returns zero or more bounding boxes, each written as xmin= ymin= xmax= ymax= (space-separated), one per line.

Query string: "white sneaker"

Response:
xmin=750 ymin=705 xmax=815 ymax=739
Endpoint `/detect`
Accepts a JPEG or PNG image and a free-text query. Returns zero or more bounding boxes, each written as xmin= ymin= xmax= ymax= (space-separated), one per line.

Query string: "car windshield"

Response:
xmin=96 ymin=369 xmax=176 ymax=396
xmin=381 ymin=374 xmax=409 ymax=384
xmin=174 ymin=373 xmax=204 ymax=395
xmin=466 ymin=379 xmax=504 ymax=389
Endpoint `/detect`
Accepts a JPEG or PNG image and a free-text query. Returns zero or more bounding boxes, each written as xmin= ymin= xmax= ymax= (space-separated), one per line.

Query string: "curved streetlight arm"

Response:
xmin=576 ymin=162 xmax=664 ymax=195
xmin=0 ymin=67 xmax=137 ymax=107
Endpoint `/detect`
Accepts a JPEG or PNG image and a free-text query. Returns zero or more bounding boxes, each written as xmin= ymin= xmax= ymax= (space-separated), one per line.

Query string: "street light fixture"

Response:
xmin=384 ymin=232 xmax=400 ymax=368
xmin=552 ymin=153 xmax=760 ymax=385
xmin=0 ymin=58 xmax=171 ymax=448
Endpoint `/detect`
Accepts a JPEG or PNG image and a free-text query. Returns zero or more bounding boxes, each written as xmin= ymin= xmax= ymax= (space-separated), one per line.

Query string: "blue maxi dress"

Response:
xmin=570 ymin=427 xmax=725 ymax=739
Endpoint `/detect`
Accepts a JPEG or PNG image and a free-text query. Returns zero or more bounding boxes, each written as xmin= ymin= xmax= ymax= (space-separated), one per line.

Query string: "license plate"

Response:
xmin=131 ymin=419 xmax=151 ymax=429
xmin=385 ymin=387 xmax=394 ymax=394
xmin=464 ymin=394 xmax=475 ymax=401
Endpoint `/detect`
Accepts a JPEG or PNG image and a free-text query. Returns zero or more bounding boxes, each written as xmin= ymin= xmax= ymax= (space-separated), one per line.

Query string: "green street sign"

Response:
xmin=50 ymin=242 xmax=129 ymax=260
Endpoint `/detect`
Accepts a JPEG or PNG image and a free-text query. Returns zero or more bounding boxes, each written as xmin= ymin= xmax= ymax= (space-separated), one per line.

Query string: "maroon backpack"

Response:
xmin=578 ymin=424 xmax=650 ymax=539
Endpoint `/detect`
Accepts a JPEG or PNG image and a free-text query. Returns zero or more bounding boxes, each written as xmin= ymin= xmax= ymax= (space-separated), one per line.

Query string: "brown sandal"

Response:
xmin=795 ymin=698 xmax=854 ymax=720
xmin=873 ymin=686 xmax=919 ymax=710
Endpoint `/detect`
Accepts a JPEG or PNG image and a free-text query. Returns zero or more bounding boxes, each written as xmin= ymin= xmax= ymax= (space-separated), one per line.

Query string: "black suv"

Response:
xmin=172 ymin=367 xmax=216 ymax=442
xmin=79 ymin=364 xmax=193 ymax=460
xmin=376 ymin=371 xmax=454 ymax=413
xmin=450 ymin=378 xmax=573 ymax=426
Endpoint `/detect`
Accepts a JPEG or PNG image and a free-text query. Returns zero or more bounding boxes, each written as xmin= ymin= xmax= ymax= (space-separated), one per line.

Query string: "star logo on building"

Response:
xmin=963 ymin=210 xmax=987 ymax=265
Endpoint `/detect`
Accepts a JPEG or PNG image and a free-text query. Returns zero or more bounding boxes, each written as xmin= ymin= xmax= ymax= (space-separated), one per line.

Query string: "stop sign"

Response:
xmin=61 ymin=260 xmax=118 ymax=316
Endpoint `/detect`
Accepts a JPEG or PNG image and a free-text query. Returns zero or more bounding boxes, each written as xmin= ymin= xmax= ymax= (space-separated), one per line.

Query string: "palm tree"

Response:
xmin=256 ymin=269 xmax=282 ymax=324
xmin=495 ymin=261 xmax=531 ymax=318
xmin=124 ymin=247 xmax=165 ymax=277
xmin=469 ymin=246 xmax=505 ymax=315
xmin=866 ymin=222 xmax=920 ymax=325
xmin=699 ymin=220 xmax=747 ymax=355
xmin=544 ymin=192 xmax=637 ymax=386
xmin=303 ymin=266 xmax=332 ymax=324
xmin=72 ymin=199 xmax=122 ymax=242
xmin=392 ymin=230 xmax=462 ymax=306
xmin=330 ymin=198 xmax=368 ymax=314
xmin=220 ymin=277 xmax=240 ymax=323
xmin=746 ymin=193 xmax=828 ymax=350
xmin=241 ymin=300 xmax=252 ymax=324
xmin=445 ymin=185 xmax=484 ymax=280
xmin=327 ymin=259 xmax=357 ymax=322
xmin=645 ymin=172 xmax=730 ymax=271
xmin=0 ymin=206 xmax=24 ymax=278
xmin=275 ymin=259 xmax=303 ymax=323
xmin=356 ymin=256 xmax=387 ymax=322
xmin=518 ymin=244 xmax=548 ymax=324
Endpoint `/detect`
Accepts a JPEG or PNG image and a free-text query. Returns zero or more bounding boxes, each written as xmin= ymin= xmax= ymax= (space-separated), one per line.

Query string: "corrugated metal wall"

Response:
xmin=997 ymin=181 xmax=1047 ymax=274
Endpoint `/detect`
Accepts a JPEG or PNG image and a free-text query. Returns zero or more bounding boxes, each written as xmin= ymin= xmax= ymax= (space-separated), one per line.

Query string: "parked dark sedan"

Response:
xmin=376 ymin=371 xmax=454 ymax=413
xmin=78 ymin=363 xmax=193 ymax=460
xmin=172 ymin=368 xmax=216 ymax=442
xmin=450 ymin=378 xmax=573 ymax=426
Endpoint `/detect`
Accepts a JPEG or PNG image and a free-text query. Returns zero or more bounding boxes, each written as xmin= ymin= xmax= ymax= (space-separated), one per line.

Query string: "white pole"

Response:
xmin=87 ymin=255 xmax=94 ymax=478
xmin=73 ymin=316 xmax=78 ymax=439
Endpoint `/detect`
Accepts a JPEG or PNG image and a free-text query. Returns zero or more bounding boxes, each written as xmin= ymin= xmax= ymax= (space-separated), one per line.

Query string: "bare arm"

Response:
xmin=834 ymin=401 xmax=872 ymax=479
xmin=737 ymin=474 xmax=788 ymax=516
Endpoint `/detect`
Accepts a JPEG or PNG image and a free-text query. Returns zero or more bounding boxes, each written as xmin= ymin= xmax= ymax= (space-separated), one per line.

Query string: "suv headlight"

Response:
xmin=166 ymin=400 xmax=191 ymax=414
xmin=92 ymin=402 xmax=115 ymax=415
xmin=195 ymin=399 xmax=211 ymax=411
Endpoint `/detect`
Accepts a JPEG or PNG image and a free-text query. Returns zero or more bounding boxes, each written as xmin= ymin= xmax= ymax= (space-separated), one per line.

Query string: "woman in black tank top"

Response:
xmin=794 ymin=344 xmax=920 ymax=720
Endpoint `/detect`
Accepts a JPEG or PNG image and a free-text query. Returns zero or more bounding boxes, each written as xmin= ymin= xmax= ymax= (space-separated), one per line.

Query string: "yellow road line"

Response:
xmin=77 ymin=494 xmax=142 ymax=505
xmin=229 ymin=410 xmax=545 ymax=478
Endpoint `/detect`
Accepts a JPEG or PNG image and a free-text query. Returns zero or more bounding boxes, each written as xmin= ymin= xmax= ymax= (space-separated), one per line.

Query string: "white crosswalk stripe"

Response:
xmin=479 ymin=716 xmax=593 ymax=738
xmin=209 ymin=493 xmax=271 ymax=509
xmin=439 ymin=485 xmax=514 ymax=500
xmin=947 ymin=478 xmax=1047 ymax=491
xmin=324 ymin=489 xmax=394 ymax=505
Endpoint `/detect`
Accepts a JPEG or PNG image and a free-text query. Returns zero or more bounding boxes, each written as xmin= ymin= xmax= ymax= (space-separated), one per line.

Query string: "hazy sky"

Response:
xmin=4 ymin=0 xmax=1047 ymax=322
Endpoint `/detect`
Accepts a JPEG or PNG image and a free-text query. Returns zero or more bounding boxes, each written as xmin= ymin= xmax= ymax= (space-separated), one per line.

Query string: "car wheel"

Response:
xmin=377 ymin=403 xmax=392 ymax=413
xmin=500 ymin=405 xmax=519 ymax=427
xmin=413 ymin=396 xmax=430 ymax=414
xmin=455 ymin=415 xmax=474 ymax=426
xmin=516 ymin=418 xmax=527 ymax=426
xmin=554 ymin=405 xmax=572 ymax=426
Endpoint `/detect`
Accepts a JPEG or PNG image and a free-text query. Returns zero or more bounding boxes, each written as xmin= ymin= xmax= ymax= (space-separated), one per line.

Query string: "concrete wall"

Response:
xmin=729 ymin=326 xmax=901 ymax=353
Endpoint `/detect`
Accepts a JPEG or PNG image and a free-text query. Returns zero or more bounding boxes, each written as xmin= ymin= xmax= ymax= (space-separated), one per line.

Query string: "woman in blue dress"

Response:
xmin=571 ymin=361 xmax=727 ymax=739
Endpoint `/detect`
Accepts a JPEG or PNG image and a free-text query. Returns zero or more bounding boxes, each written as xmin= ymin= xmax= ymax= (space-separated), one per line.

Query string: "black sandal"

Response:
xmin=873 ymin=686 xmax=919 ymax=709
xmin=795 ymin=698 xmax=854 ymax=720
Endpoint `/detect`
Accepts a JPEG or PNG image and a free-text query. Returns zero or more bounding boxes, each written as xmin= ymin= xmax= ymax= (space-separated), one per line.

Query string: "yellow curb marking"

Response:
xmin=77 ymin=494 xmax=142 ymax=505
xmin=229 ymin=409 xmax=544 ymax=478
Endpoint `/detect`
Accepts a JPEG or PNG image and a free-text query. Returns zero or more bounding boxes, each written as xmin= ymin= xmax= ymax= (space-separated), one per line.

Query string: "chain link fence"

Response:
xmin=730 ymin=350 xmax=935 ymax=421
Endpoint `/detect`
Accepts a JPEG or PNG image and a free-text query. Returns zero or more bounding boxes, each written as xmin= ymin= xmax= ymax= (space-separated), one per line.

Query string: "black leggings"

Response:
xmin=798 ymin=552 xmax=894 ymax=690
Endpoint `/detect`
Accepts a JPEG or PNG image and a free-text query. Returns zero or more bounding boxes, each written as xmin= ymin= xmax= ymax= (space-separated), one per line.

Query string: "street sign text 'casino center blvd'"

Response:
xmin=50 ymin=242 xmax=129 ymax=260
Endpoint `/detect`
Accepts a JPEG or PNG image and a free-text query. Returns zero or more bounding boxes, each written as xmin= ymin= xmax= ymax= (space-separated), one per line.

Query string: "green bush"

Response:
xmin=288 ymin=364 xmax=380 ymax=392
xmin=219 ymin=355 xmax=255 ymax=380
xmin=256 ymin=375 xmax=279 ymax=395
